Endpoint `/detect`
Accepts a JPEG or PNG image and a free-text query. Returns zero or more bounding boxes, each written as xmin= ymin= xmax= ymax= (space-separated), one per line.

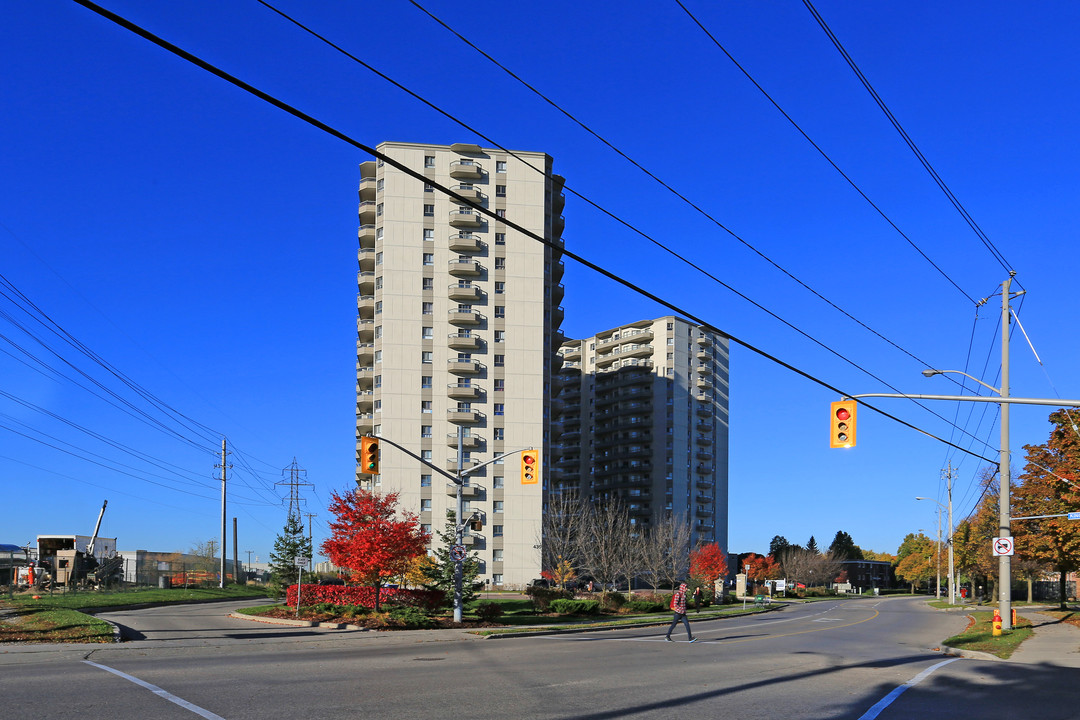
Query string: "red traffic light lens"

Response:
xmin=835 ymin=408 xmax=850 ymax=421
xmin=524 ymin=455 xmax=535 ymax=465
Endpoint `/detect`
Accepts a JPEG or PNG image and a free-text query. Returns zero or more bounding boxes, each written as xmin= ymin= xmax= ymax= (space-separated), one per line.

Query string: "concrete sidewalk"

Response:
xmin=1009 ymin=610 xmax=1080 ymax=667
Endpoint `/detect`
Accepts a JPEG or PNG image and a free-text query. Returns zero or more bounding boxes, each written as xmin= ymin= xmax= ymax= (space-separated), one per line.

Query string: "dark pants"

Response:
xmin=666 ymin=612 xmax=692 ymax=639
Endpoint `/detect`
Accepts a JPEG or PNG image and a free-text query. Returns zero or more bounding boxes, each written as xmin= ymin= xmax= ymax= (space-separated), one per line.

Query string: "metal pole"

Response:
xmin=232 ymin=517 xmax=239 ymax=585
xmin=220 ymin=437 xmax=227 ymax=589
xmin=946 ymin=463 xmax=955 ymax=605
xmin=999 ymin=274 xmax=1014 ymax=630
xmin=454 ymin=425 xmax=464 ymax=624
xmin=935 ymin=506 xmax=941 ymax=599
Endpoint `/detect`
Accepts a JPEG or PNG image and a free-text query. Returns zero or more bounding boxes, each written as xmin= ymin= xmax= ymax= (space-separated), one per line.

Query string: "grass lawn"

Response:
xmin=0 ymin=585 xmax=269 ymax=644
xmin=942 ymin=611 xmax=1033 ymax=659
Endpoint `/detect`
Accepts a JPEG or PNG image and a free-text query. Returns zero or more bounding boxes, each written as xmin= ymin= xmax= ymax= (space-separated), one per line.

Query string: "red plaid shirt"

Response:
xmin=671 ymin=586 xmax=687 ymax=614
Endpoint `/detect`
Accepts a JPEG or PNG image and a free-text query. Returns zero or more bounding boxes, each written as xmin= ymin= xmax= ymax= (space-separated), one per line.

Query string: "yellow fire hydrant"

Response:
xmin=992 ymin=608 xmax=1002 ymax=637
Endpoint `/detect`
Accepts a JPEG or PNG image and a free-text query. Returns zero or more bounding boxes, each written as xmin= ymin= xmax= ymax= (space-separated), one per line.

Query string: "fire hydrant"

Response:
xmin=992 ymin=608 xmax=1002 ymax=637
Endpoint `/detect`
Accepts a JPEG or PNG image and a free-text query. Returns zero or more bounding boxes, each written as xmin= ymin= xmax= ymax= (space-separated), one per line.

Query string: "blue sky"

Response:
xmin=3 ymin=1 xmax=1079 ymax=564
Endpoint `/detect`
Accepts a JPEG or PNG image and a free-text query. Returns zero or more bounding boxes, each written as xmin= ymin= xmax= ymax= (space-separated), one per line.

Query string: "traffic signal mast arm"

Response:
xmin=845 ymin=393 xmax=1080 ymax=407
xmin=361 ymin=433 xmax=532 ymax=485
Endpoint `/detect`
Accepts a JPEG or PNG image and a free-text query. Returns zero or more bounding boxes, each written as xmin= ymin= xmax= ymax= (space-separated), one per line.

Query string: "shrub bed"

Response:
xmin=550 ymin=598 xmax=600 ymax=616
xmin=525 ymin=586 xmax=573 ymax=612
xmin=286 ymin=584 xmax=444 ymax=610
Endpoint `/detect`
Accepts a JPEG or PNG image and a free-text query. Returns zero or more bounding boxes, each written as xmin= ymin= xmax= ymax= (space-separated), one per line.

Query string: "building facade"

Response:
xmin=551 ymin=317 xmax=730 ymax=552
xmin=356 ymin=141 xmax=565 ymax=588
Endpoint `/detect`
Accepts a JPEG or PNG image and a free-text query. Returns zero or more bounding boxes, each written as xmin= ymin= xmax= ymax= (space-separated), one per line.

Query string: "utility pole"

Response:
xmin=245 ymin=550 xmax=253 ymax=581
xmin=216 ymin=437 xmax=231 ymax=589
xmin=232 ymin=517 xmax=239 ymax=585
xmin=304 ymin=512 xmax=317 ymax=573
xmin=999 ymin=273 xmax=1014 ymax=630
xmin=943 ymin=463 xmax=956 ymax=605
xmin=276 ymin=458 xmax=313 ymax=525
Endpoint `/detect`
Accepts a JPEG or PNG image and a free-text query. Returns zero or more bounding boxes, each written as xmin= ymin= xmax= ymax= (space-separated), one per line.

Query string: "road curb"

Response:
xmin=228 ymin=612 xmax=367 ymax=631
xmin=940 ymin=644 xmax=1004 ymax=662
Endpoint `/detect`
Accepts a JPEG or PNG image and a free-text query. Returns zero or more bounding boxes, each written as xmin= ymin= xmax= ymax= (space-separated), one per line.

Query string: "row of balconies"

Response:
xmin=596 ymin=327 xmax=654 ymax=350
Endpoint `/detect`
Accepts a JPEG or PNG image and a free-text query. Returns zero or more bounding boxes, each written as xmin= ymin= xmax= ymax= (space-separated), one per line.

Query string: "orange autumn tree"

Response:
xmin=743 ymin=553 xmax=781 ymax=584
xmin=689 ymin=542 xmax=728 ymax=596
xmin=321 ymin=488 xmax=430 ymax=611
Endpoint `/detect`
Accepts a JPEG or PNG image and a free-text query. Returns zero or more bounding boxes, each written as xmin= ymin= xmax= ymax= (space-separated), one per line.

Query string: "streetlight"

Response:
xmin=916 ymin=496 xmax=954 ymax=603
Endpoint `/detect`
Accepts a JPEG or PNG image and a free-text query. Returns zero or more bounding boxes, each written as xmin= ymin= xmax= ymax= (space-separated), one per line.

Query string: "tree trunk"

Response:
xmin=1059 ymin=567 xmax=1068 ymax=610
xmin=1027 ymin=578 xmax=1033 ymax=604
xmin=374 ymin=583 xmax=382 ymax=613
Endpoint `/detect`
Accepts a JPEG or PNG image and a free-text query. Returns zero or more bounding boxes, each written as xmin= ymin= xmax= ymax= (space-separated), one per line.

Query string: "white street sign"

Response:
xmin=294 ymin=556 xmax=310 ymax=568
xmin=1069 ymin=512 xmax=1080 ymax=520
xmin=992 ymin=537 xmax=1014 ymax=557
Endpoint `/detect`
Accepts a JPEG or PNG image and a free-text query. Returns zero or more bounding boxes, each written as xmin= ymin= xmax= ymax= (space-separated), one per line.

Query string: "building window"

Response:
xmin=422 ymin=327 xmax=433 ymax=340
xmin=422 ymin=375 xmax=432 ymax=388
xmin=376 ymin=251 xmax=383 ymax=265
xmin=494 ymin=330 xmax=505 ymax=343
xmin=374 ymin=374 xmax=381 ymax=388
xmin=421 ymin=425 xmax=432 ymax=438
xmin=494 ymin=379 xmax=505 ymax=392
xmin=424 ymin=183 xmax=433 ymax=193
xmin=496 ymin=160 xmax=506 ymax=173
xmin=494 ymin=306 xmax=505 ymax=318
xmin=423 ymin=228 xmax=434 ymax=242
xmin=421 ymin=499 xmax=432 ymax=511
xmin=374 ymin=350 xmax=382 ymax=364
xmin=422 ymin=351 xmax=433 ymax=364
xmin=421 ymin=523 xmax=431 ymax=534
xmin=494 ymin=257 xmax=506 ymax=270
xmin=493 ymin=549 xmax=503 ymax=562
xmin=494 ymin=501 xmax=504 ymax=513
xmin=494 ymin=403 xmax=504 ymax=416
xmin=493 ymin=525 xmax=503 ymax=537
xmin=495 ymin=281 xmax=505 ymax=294
xmin=493 ymin=573 xmax=503 ymax=586
xmin=495 ymin=232 xmax=506 ymax=245
xmin=376 ymin=227 xmax=384 ymax=240
xmin=424 ymin=155 xmax=435 ymax=168
xmin=421 ymin=400 xmax=432 ymax=413
xmin=495 ymin=209 xmax=505 ymax=219
xmin=423 ymin=253 xmax=434 ymax=266
xmin=493 ymin=476 xmax=504 ymax=488
xmin=375 ymin=301 xmax=382 ymax=315
xmin=422 ymin=278 xmax=433 ymax=290
xmin=421 ymin=474 xmax=431 ymax=487
xmin=422 ymin=302 xmax=433 ymax=315
xmin=494 ymin=354 xmax=504 ymax=367
xmin=374 ymin=399 xmax=381 ymax=412
xmin=421 ymin=449 xmax=432 ymax=461
xmin=375 ymin=276 xmax=383 ymax=291
xmin=493 ymin=428 xmax=504 ymax=441
xmin=377 ymin=178 xmax=384 ymax=191
xmin=496 ymin=185 xmax=506 ymax=197
xmin=423 ymin=204 xmax=434 ymax=216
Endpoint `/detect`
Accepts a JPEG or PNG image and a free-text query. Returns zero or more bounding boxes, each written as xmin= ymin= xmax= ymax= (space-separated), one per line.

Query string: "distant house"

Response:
xmin=839 ymin=560 xmax=896 ymax=591
xmin=0 ymin=544 xmax=29 ymax=585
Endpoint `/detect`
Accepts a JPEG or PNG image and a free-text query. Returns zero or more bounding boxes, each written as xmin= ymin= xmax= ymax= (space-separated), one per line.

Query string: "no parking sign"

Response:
xmin=992 ymin=537 xmax=1014 ymax=557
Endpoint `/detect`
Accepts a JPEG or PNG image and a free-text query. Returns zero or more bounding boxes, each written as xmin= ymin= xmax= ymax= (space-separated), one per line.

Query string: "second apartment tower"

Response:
xmin=356 ymin=142 xmax=565 ymax=587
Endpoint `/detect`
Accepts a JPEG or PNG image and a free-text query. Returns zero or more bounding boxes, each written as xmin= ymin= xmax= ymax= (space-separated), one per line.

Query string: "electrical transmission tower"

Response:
xmin=277 ymin=457 xmax=313 ymax=522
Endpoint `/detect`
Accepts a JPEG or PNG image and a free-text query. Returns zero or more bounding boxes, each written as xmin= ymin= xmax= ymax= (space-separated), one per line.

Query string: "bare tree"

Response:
xmin=540 ymin=489 xmax=588 ymax=588
xmin=580 ymin=499 xmax=633 ymax=591
xmin=639 ymin=512 xmax=692 ymax=591
xmin=782 ymin=548 xmax=845 ymax=589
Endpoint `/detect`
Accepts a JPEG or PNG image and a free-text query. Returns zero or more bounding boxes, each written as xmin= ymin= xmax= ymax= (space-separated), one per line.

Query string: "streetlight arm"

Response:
xmin=923 ymin=369 xmax=1002 ymax=395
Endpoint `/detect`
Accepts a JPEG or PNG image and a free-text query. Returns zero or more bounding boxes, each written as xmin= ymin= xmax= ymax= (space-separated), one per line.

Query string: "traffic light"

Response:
xmin=520 ymin=449 xmax=539 ymax=484
xmin=469 ymin=516 xmax=483 ymax=531
xmin=359 ymin=435 xmax=380 ymax=474
xmin=830 ymin=400 xmax=857 ymax=448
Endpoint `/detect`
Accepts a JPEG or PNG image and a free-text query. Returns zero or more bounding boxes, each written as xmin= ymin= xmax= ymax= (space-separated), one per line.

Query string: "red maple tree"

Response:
xmin=689 ymin=542 xmax=728 ymax=590
xmin=320 ymin=488 xmax=430 ymax=611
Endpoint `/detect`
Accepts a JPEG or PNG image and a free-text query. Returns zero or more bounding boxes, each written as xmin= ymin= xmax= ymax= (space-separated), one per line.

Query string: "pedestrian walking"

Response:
xmin=665 ymin=582 xmax=697 ymax=642
xmin=693 ymin=586 xmax=702 ymax=612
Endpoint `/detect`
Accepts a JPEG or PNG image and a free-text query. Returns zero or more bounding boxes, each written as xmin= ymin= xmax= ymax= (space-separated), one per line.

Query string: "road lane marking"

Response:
xmin=83 ymin=660 xmax=226 ymax=720
xmin=856 ymin=657 xmax=960 ymax=719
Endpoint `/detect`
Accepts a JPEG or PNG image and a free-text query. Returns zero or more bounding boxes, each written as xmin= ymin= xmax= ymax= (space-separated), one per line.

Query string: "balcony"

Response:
xmin=696 ymin=405 xmax=712 ymax=418
xmin=553 ymin=215 xmax=565 ymax=236
xmin=695 ymin=393 xmax=711 ymax=404
xmin=447 ymin=408 xmax=483 ymax=424
xmin=449 ymin=233 xmax=484 ymax=254
xmin=696 ymin=378 xmax=713 ymax=392
xmin=551 ymin=305 xmax=564 ymax=325
xmin=553 ymin=260 xmax=565 ymax=281
xmin=356 ymin=390 xmax=374 ymax=411
xmin=448 ymin=332 xmax=482 ymax=351
xmin=449 ymin=209 xmax=483 ymax=228
xmin=451 ymin=184 xmax=485 ymax=202
xmin=356 ymin=318 xmax=375 ymax=342
xmin=446 ymin=458 xmax=479 ymax=472
xmin=559 ymin=429 xmax=581 ymax=443
xmin=358 ymin=174 xmax=377 ymax=201
xmin=695 ymin=335 xmax=711 ymax=347
xmin=357 ymin=270 xmax=376 ymax=294
xmin=553 ymin=191 xmax=565 ymax=214
xmin=695 ymin=506 xmax=714 ymax=518
xmin=447 ymin=383 xmax=482 ymax=400
xmin=356 ymin=414 xmax=375 ymax=434
xmin=696 ymin=451 xmax=713 ymax=462
xmin=696 ymin=478 xmax=714 ymax=490
xmin=358 ymin=201 xmax=377 ymax=224
xmin=356 ymin=342 xmax=375 ymax=363
xmin=696 ymin=349 xmax=710 ymax=362
xmin=448 ymin=282 xmax=483 ymax=302
xmin=448 ymin=309 xmax=483 ymax=326
xmin=447 ymin=358 xmax=482 ymax=375
xmin=449 ymin=159 xmax=483 ymax=179
xmin=357 ymin=247 xmax=376 ymax=271
xmin=695 ymin=364 xmax=710 ymax=375
xmin=695 ymin=465 xmax=715 ymax=475
xmin=446 ymin=434 xmax=482 ymax=450
xmin=448 ymin=258 xmax=482 ymax=277
xmin=695 ymin=435 xmax=712 ymax=446
xmin=552 ymin=283 xmax=565 ymax=305
xmin=358 ymin=224 xmax=376 ymax=247
xmin=357 ymin=294 xmax=375 ymax=319
xmin=356 ymin=365 xmax=374 ymax=387
xmin=445 ymin=483 xmax=480 ymax=497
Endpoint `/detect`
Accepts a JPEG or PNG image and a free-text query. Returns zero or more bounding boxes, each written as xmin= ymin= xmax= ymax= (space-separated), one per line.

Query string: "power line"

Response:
xmin=70 ymin=0 xmax=998 ymax=466
xmin=673 ymin=0 xmax=978 ymax=304
xmin=801 ymin=0 xmax=1019 ymax=282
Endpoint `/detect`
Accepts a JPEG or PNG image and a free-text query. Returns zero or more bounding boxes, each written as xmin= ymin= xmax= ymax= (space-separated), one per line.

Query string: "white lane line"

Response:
xmin=857 ymin=657 xmax=960 ymax=720
xmin=83 ymin=660 xmax=226 ymax=720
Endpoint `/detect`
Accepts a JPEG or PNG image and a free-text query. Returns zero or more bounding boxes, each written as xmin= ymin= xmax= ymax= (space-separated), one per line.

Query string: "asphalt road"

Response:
xmin=3 ymin=597 xmax=1079 ymax=719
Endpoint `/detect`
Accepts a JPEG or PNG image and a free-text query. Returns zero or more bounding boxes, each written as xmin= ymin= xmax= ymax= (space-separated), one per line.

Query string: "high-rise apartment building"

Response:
xmin=356 ymin=141 xmax=565 ymax=587
xmin=551 ymin=317 xmax=729 ymax=552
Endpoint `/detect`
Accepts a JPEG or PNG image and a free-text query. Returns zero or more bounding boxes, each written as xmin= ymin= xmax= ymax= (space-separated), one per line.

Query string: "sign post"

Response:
xmin=294 ymin=556 xmax=309 ymax=617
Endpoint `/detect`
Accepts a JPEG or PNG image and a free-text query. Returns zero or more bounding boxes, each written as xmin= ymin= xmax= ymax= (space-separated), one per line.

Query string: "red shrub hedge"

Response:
xmin=286 ymin=584 xmax=444 ymax=610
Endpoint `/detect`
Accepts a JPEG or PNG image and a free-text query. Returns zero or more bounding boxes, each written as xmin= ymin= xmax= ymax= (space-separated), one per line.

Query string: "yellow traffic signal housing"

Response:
xmin=520 ymin=449 xmax=540 ymax=484
xmin=830 ymin=400 xmax=857 ymax=448
xmin=469 ymin=517 xmax=483 ymax=531
xmin=359 ymin=435 xmax=380 ymax=474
